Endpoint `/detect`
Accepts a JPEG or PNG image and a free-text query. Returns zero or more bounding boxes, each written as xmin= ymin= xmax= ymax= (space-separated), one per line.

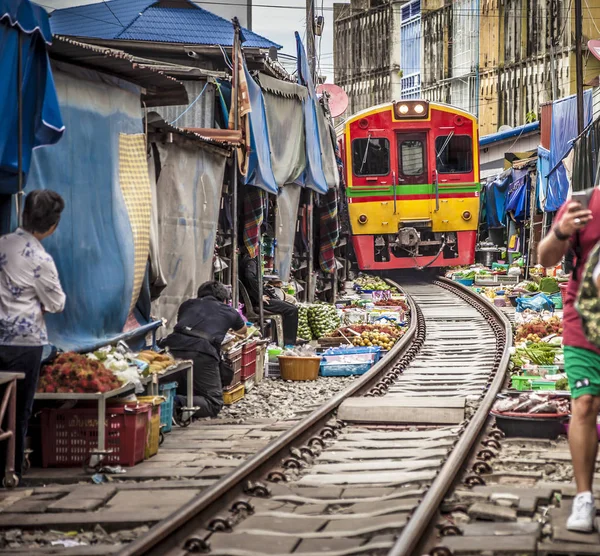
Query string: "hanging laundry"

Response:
xmin=243 ymin=186 xmax=265 ymax=258
xmin=319 ymin=188 xmax=339 ymax=274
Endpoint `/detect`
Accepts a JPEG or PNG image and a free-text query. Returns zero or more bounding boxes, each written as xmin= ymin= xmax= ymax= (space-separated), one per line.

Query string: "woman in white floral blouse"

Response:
xmin=0 ymin=190 xmax=66 ymax=480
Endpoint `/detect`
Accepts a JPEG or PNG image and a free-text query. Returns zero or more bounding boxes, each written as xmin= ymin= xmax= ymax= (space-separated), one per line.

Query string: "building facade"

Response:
xmin=422 ymin=0 xmax=600 ymax=135
xmin=333 ymin=0 xmax=404 ymax=116
xmin=335 ymin=0 xmax=600 ymax=133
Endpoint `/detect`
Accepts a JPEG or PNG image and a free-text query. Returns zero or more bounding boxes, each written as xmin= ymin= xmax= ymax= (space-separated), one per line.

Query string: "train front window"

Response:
xmin=352 ymin=137 xmax=390 ymax=176
xmin=400 ymin=140 xmax=425 ymax=176
xmin=435 ymin=135 xmax=472 ymax=173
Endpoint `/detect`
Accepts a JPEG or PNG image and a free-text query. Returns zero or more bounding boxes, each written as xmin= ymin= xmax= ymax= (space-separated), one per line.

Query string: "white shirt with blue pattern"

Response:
xmin=0 ymin=229 xmax=66 ymax=346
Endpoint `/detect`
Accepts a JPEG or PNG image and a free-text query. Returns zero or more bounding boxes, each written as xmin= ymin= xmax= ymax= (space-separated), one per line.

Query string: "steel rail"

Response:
xmin=388 ymin=277 xmax=513 ymax=556
xmin=119 ymin=280 xmax=418 ymax=556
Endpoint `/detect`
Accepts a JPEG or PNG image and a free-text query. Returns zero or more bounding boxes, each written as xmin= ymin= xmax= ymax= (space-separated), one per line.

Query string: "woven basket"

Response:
xmin=278 ymin=356 xmax=321 ymax=381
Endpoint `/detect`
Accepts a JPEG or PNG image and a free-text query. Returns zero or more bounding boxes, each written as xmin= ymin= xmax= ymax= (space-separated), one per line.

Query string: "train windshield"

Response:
xmin=435 ymin=135 xmax=472 ymax=174
xmin=352 ymin=137 xmax=390 ymax=176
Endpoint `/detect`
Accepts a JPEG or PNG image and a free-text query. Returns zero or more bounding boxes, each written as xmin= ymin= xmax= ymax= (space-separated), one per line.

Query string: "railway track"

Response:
xmin=120 ymin=277 xmax=512 ymax=556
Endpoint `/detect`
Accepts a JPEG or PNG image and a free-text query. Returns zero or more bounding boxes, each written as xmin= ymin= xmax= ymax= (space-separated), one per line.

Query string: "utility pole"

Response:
xmin=575 ymin=0 xmax=585 ymax=134
xmin=306 ymin=0 xmax=316 ymax=302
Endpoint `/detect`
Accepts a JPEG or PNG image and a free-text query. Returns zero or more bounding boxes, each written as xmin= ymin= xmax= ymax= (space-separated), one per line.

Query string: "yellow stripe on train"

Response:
xmin=348 ymin=198 xmax=480 ymax=236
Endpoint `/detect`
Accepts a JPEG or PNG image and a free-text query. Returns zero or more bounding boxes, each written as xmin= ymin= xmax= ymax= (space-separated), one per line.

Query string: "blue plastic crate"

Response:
xmin=322 ymin=346 xmax=381 ymax=363
xmin=320 ymin=361 xmax=373 ymax=377
xmin=159 ymin=381 xmax=177 ymax=433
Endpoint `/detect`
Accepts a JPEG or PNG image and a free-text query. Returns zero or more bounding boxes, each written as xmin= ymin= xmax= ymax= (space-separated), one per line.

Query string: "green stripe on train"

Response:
xmin=346 ymin=183 xmax=481 ymax=197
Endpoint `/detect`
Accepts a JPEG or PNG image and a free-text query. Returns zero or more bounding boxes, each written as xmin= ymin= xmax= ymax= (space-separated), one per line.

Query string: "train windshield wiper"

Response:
xmin=436 ymin=131 xmax=455 ymax=162
xmin=359 ymin=134 xmax=372 ymax=174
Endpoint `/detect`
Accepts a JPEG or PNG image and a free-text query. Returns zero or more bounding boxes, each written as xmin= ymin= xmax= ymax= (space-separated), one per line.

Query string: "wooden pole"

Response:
xmin=306 ymin=0 xmax=316 ymax=303
xmin=231 ymin=20 xmax=240 ymax=309
xmin=575 ymin=0 xmax=585 ymax=134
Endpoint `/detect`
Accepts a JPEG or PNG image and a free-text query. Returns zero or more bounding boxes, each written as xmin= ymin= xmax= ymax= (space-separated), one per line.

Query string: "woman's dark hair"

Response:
xmin=197 ymin=281 xmax=230 ymax=302
xmin=22 ymin=190 xmax=65 ymax=234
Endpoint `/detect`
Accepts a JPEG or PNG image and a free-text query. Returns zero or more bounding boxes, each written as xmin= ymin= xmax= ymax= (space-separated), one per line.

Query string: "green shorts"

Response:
xmin=564 ymin=346 xmax=600 ymax=399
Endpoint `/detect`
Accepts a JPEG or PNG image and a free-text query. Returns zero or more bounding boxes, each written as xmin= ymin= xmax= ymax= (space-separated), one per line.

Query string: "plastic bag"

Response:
xmin=515 ymin=293 xmax=555 ymax=313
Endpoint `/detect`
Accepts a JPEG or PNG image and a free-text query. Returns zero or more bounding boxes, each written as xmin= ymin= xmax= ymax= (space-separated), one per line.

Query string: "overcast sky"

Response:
xmin=39 ymin=0 xmax=337 ymax=81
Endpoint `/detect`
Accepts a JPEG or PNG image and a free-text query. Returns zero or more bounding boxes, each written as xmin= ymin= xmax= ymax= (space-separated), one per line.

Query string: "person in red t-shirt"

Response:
xmin=538 ymin=193 xmax=597 ymax=532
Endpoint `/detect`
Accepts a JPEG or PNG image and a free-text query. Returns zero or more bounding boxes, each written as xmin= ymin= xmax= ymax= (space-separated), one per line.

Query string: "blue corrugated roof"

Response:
xmin=479 ymin=121 xmax=540 ymax=146
xmin=49 ymin=0 xmax=280 ymax=49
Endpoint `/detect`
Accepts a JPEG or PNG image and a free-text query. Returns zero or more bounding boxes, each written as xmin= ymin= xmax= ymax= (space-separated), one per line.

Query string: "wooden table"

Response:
xmin=0 ymin=372 xmax=25 ymax=487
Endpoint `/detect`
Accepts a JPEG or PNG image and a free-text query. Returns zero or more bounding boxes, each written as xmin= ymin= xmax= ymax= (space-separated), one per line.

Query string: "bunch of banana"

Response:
xmin=137 ymin=351 xmax=175 ymax=374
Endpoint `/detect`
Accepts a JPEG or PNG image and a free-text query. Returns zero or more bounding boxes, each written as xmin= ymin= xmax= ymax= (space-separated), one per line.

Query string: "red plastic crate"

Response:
xmin=241 ymin=341 xmax=257 ymax=380
xmin=40 ymin=404 xmax=149 ymax=467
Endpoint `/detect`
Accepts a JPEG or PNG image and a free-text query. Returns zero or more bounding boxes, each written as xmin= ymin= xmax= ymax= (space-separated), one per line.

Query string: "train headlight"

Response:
xmin=393 ymin=100 xmax=429 ymax=119
xmin=462 ymin=211 xmax=472 ymax=221
xmin=358 ymin=214 xmax=368 ymax=224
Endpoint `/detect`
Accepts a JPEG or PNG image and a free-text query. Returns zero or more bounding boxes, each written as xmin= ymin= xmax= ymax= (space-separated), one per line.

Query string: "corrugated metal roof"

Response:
xmin=479 ymin=122 xmax=540 ymax=146
xmin=49 ymin=35 xmax=188 ymax=107
xmin=49 ymin=0 xmax=280 ymax=50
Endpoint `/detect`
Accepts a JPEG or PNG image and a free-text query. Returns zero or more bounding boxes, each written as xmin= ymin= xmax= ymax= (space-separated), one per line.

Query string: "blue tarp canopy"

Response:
xmin=546 ymin=90 xmax=592 ymax=212
xmin=0 ymin=0 xmax=64 ymax=194
xmin=295 ymin=32 xmax=328 ymax=195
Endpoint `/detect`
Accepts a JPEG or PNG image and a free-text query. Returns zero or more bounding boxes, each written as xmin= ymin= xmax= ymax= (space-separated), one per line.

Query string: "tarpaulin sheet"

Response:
xmin=274 ymin=183 xmax=301 ymax=280
xmin=0 ymin=0 xmax=64 ymax=193
xmin=26 ymin=68 xmax=146 ymax=351
xmin=572 ymin=116 xmax=600 ymax=193
xmin=537 ymin=146 xmax=550 ymax=211
xmin=316 ymin=101 xmax=340 ymax=190
xmin=258 ymin=73 xmax=306 ymax=188
xmin=295 ymin=32 xmax=328 ymax=195
xmin=547 ymin=90 xmax=592 ymax=211
xmin=147 ymin=145 xmax=167 ymax=300
xmin=242 ymin=62 xmax=278 ymax=194
xmin=485 ymin=175 xmax=510 ymax=228
xmin=506 ymin=169 xmax=529 ymax=222
xmin=150 ymin=142 xmax=227 ymax=336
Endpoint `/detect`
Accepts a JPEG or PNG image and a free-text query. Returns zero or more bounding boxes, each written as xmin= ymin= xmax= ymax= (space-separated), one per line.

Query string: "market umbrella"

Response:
xmin=0 ymin=0 xmax=64 ymax=225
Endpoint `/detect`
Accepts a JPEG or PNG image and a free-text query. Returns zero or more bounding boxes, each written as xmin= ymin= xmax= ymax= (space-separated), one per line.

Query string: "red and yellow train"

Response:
xmin=339 ymin=100 xmax=480 ymax=270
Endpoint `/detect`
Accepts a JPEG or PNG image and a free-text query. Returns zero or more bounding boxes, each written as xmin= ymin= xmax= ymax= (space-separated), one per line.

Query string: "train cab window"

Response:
xmin=352 ymin=137 xmax=390 ymax=176
xmin=435 ymin=135 xmax=472 ymax=173
xmin=400 ymin=140 xmax=425 ymax=176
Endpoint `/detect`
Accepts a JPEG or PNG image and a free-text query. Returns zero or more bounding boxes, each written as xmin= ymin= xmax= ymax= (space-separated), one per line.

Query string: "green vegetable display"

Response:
xmin=298 ymin=305 xmax=312 ymax=340
xmin=516 ymin=342 xmax=560 ymax=366
xmin=539 ymin=277 xmax=559 ymax=294
xmin=555 ymin=377 xmax=569 ymax=391
xmin=308 ymin=304 xmax=341 ymax=339
xmin=354 ymin=275 xmax=396 ymax=292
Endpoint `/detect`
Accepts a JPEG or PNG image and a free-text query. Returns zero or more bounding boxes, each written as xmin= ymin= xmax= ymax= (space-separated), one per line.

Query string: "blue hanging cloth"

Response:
xmin=485 ymin=175 xmax=510 ymax=228
xmin=0 ymin=0 xmax=64 ymax=194
xmin=294 ymin=32 xmax=328 ymax=195
xmin=506 ymin=169 xmax=530 ymax=222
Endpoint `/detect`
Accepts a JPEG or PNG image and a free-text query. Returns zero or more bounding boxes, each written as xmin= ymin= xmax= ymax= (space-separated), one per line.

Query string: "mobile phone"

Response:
xmin=571 ymin=188 xmax=595 ymax=209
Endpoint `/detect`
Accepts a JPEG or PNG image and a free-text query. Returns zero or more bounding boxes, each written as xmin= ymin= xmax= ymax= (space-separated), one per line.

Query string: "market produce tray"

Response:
xmin=491 ymin=410 xmax=569 ymax=439
xmin=278 ymin=356 xmax=320 ymax=381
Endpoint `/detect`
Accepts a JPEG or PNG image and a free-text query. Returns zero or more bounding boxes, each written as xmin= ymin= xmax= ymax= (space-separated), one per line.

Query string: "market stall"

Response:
xmin=33 ymin=347 xmax=194 ymax=469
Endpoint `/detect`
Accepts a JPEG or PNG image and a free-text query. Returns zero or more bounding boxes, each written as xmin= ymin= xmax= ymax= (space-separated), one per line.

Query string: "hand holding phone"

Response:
xmin=572 ymin=188 xmax=594 ymax=209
